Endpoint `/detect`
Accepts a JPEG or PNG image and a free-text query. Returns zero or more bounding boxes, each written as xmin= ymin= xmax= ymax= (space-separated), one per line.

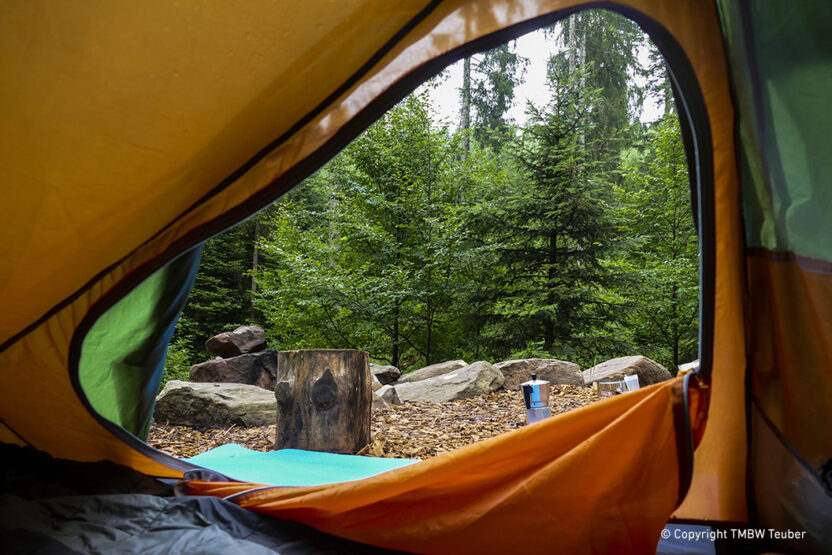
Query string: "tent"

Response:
xmin=1 ymin=0 xmax=830 ymax=552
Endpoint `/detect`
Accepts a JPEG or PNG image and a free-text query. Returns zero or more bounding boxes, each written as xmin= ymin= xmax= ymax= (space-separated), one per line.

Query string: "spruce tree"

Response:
xmin=555 ymin=9 xmax=645 ymax=136
xmin=459 ymin=42 xmax=527 ymax=153
xmin=485 ymin=64 xmax=617 ymax=363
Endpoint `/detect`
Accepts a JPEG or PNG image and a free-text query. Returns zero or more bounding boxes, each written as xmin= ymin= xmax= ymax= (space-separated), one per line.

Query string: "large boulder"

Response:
xmin=369 ymin=363 xmax=401 ymax=385
xmin=393 ymin=361 xmax=504 ymax=404
xmin=396 ymin=360 xmax=467 ymax=384
xmin=494 ymin=358 xmax=584 ymax=390
xmin=582 ymin=355 xmax=672 ymax=386
xmin=154 ymin=381 xmax=276 ymax=428
xmin=205 ymin=326 xmax=267 ymax=358
xmin=189 ymin=350 xmax=277 ymax=390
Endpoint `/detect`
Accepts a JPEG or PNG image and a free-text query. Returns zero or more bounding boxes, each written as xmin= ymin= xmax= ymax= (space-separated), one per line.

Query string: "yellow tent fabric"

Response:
xmin=0 ymin=0 xmax=755 ymax=549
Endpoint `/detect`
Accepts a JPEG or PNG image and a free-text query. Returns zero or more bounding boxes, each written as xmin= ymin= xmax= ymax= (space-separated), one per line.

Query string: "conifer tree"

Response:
xmin=459 ymin=43 xmax=527 ymax=153
xmin=484 ymin=64 xmax=617 ymax=363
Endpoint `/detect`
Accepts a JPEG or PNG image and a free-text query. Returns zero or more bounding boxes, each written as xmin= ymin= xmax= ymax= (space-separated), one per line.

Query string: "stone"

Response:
xmin=372 ymin=392 xmax=390 ymax=411
xmin=189 ymin=350 xmax=276 ymax=391
xmin=494 ymin=358 xmax=584 ymax=390
xmin=154 ymin=381 xmax=276 ymax=428
xmin=205 ymin=326 xmax=267 ymax=358
xmin=372 ymin=374 xmax=383 ymax=391
xmin=582 ymin=355 xmax=672 ymax=386
xmin=396 ymin=360 xmax=468 ymax=384
xmin=369 ymin=363 xmax=401 ymax=385
xmin=377 ymin=384 xmax=401 ymax=405
xmin=393 ymin=361 xmax=504 ymax=404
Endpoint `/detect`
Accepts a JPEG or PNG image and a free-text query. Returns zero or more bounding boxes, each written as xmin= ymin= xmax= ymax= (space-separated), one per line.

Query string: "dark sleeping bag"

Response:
xmin=0 ymin=444 xmax=400 ymax=554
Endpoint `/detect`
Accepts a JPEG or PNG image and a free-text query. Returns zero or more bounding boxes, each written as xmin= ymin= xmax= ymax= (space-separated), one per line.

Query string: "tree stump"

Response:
xmin=274 ymin=349 xmax=371 ymax=453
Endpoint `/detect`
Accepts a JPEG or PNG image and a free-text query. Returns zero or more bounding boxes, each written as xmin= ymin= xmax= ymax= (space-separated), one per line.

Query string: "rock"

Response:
xmin=256 ymin=369 xmax=277 ymax=391
xmin=189 ymin=350 xmax=277 ymax=391
xmin=372 ymin=392 xmax=390 ymax=411
xmin=494 ymin=358 xmax=584 ymax=390
xmin=154 ymin=381 xmax=276 ymax=428
xmin=205 ymin=326 xmax=267 ymax=358
xmin=377 ymin=384 xmax=401 ymax=405
xmin=582 ymin=355 xmax=672 ymax=386
xmin=369 ymin=363 xmax=401 ymax=385
xmin=396 ymin=360 xmax=468 ymax=384
xmin=394 ymin=361 xmax=504 ymax=404
xmin=372 ymin=374 xmax=383 ymax=391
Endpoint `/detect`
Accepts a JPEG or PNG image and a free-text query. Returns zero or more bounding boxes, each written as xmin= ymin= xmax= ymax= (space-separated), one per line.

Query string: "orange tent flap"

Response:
xmin=187 ymin=378 xmax=698 ymax=553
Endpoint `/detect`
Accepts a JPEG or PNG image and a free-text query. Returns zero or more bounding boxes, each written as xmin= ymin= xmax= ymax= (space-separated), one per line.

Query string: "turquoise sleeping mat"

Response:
xmin=185 ymin=444 xmax=418 ymax=486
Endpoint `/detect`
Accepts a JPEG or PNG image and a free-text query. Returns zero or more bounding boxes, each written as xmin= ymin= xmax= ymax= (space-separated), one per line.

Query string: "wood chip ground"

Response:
xmin=148 ymin=385 xmax=602 ymax=460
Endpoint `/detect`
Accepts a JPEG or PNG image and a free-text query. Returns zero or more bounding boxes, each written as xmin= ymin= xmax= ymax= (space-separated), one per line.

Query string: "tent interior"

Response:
xmin=1 ymin=0 xmax=830 ymax=553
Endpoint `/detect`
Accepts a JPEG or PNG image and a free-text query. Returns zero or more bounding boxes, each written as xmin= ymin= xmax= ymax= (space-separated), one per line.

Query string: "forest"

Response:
xmin=165 ymin=10 xmax=699 ymax=380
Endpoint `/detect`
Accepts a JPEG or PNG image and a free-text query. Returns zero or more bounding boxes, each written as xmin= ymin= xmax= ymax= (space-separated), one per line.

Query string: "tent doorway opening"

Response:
xmin=79 ymin=8 xmax=702 ymax=463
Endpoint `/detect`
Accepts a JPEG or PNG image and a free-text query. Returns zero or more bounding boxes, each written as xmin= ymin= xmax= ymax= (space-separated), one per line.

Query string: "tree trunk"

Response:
xmin=328 ymin=163 xmax=340 ymax=265
xmin=460 ymin=56 xmax=472 ymax=157
xmin=250 ymin=215 xmax=260 ymax=319
xmin=425 ymin=300 xmax=432 ymax=366
xmin=392 ymin=302 xmax=400 ymax=368
xmin=274 ymin=349 xmax=371 ymax=453
xmin=566 ymin=16 xmax=586 ymax=148
xmin=544 ymin=231 xmax=557 ymax=352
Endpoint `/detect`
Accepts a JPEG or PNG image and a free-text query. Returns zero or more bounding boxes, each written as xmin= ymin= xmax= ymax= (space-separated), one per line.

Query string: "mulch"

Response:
xmin=148 ymin=385 xmax=602 ymax=460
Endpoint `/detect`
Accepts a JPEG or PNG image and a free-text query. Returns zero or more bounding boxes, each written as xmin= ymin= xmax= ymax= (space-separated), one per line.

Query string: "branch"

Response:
xmin=321 ymin=303 xmax=360 ymax=351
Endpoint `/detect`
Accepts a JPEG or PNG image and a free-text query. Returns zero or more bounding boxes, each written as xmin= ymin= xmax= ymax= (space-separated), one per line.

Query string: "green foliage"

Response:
xmin=169 ymin=209 xmax=277 ymax=367
xmin=613 ymin=115 xmax=699 ymax=370
xmin=161 ymin=337 xmax=193 ymax=386
xmin=554 ymin=9 xmax=646 ymax=133
xmin=641 ymin=41 xmax=675 ymax=117
xmin=256 ymin=93 xmax=498 ymax=369
xmin=168 ymin=30 xmax=698 ymax=376
xmin=478 ymin=64 xmax=622 ymax=366
xmin=253 ymin=176 xmax=340 ymax=352
xmin=469 ymin=43 xmax=528 ymax=150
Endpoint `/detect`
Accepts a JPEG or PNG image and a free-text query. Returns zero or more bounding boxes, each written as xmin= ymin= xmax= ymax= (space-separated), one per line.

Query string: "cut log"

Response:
xmin=275 ymin=349 xmax=371 ymax=454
